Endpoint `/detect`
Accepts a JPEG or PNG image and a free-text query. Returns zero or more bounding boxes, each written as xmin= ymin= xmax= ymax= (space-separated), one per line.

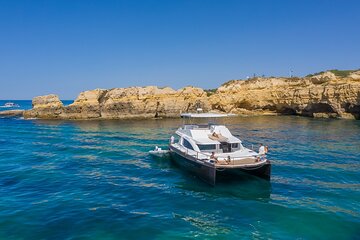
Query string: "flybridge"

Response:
xmin=176 ymin=124 xmax=242 ymax=146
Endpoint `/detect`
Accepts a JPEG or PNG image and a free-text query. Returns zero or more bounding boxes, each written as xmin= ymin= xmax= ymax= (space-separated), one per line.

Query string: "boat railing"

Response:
xmin=175 ymin=144 xmax=264 ymax=165
xmin=185 ymin=147 xmax=209 ymax=161
xmin=181 ymin=124 xmax=210 ymax=130
xmin=175 ymin=144 xmax=210 ymax=161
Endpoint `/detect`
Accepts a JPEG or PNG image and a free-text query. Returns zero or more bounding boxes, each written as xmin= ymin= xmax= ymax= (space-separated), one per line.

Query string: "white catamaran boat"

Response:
xmin=168 ymin=124 xmax=271 ymax=185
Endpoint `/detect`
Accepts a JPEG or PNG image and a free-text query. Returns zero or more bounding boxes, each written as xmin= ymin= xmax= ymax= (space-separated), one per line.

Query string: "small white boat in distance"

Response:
xmin=2 ymin=102 xmax=20 ymax=108
xmin=168 ymin=124 xmax=271 ymax=185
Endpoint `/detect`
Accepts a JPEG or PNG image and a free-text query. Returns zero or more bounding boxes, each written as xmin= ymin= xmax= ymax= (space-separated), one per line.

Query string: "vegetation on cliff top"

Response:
xmin=221 ymin=79 xmax=240 ymax=87
xmin=220 ymin=69 xmax=359 ymax=87
xmin=306 ymin=69 xmax=359 ymax=78
xmin=204 ymin=89 xmax=217 ymax=97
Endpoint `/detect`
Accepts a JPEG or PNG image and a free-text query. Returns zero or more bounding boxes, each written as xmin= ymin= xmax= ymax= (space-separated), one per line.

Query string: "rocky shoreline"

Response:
xmin=7 ymin=70 xmax=360 ymax=120
xmin=0 ymin=110 xmax=24 ymax=117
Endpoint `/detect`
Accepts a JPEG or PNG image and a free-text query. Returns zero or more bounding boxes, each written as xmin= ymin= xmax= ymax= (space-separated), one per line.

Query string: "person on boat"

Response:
xmin=210 ymin=152 xmax=217 ymax=160
xmin=259 ymin=143 xmax=266 ymax=155
xmin=170 ymin=135 xmax=175 ymax=144
xmin=226 ymin=156 xmax=231 ymax=164
xmin=257 ymin=144 xmax=268 ymax=162
xmin=212 ymin=132 xmax=219 ymax=138
xmin=210 ymin=152 xmax=229 ymax=165
xmin=216 ymin=158 xmax=230 ymax=165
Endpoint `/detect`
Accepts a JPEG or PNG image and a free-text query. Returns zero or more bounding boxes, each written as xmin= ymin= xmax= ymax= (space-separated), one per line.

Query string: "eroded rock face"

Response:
xmin=24 ymin=94 xmax=64 ymax=119
xmin=64 ymin=89 xmax=107 ymax=119
xmin=32 ymin=94 xmax=63 ymax=109
xmin=24 ymin=86 xmax=210 ymax=119
xmin=100 ymin=86 xmax=210 ymax=119
xmin=310 ymin=71 xmax=337 ymax=84
xmin=23 ymin=71 xmax=360 ymax=120
xmin=349 ymin=71 xmax=360 ymax=80
xmin=209 ymin=71 xmax=360 ymax=119
xmin=0 ymin=110 xmax=24 ymax=117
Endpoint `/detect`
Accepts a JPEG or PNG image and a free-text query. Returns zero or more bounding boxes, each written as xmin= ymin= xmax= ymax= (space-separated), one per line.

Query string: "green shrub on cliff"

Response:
xmin=204 ymin=88 xmax=217 ymax=97
xmin=306 ymin=71 xmax=324 ymax=77
xmin=306 ymin=69 xmax=358 ymax=78
xmin=329 ymin=69 xmax=356 ymax=77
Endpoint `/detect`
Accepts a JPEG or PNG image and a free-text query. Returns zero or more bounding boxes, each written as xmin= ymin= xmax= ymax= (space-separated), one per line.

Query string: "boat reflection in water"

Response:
xmin=176 ymin=176 xmax=272 ymax=201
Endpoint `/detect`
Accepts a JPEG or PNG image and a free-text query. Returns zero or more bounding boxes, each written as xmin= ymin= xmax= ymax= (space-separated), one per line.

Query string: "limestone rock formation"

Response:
xmin=0 ymin=110 xmax=24 ymax=117
xmin=32 ymin=94 xmax=63 ymax=109
xmin=23 ymin=70 xmax=360 ymax=120
xmin=24 ymin=86 xmax=210 ymax=119
xmin=209 ymin=71 xmax=360 ymax=119
xmin=100 ymin=86 xmax=209 ymax=119
xmin=309 ymin=71 xmax=337 ymax=84
xmin=349 ymin=70 xmax=360 ymax=80
xmin=24 ymin=94 xmax=64 ymax=119
xmin=63 ymin=89 xmax=107 ymax=119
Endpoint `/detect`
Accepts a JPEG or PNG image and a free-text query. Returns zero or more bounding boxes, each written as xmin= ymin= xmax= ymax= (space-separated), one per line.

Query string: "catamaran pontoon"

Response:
xmin=167 ymin=124 xmax=271 ymax=185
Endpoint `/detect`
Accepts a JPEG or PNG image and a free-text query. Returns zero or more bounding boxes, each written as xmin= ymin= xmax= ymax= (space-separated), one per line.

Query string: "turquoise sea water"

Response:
xmin=0 ymin=101 xmax=359 ymax=239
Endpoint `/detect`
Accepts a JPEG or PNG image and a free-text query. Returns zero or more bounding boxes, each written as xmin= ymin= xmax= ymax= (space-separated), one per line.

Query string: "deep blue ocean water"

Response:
xmin=0 ymin=101 xmax=359 ymax=239
xmin=0 ymin=100 xmax=73 ymax=111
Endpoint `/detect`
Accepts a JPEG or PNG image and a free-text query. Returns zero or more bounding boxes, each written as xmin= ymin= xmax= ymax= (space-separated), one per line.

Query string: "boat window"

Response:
xmin=231 ymin=143 xmax=239 ymax=148
xmin=183 ymin=139 xmax=194 ymax=150
xmin=220 ymin=143 xmax=230 ymax=153
xmin=197 ymin=144 xmax=216 ymax=151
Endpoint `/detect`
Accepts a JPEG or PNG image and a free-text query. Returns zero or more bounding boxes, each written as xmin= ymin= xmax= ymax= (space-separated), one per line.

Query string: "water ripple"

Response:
xmin=0 ymin=115 xmax=359 ymax=239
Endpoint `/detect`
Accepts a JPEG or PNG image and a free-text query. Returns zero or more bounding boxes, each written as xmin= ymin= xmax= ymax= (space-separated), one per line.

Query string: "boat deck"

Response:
xmin=214 ymin=157 xmax=266 ymax=168
xmin=171 ymin=143 xmax=266 ymax=168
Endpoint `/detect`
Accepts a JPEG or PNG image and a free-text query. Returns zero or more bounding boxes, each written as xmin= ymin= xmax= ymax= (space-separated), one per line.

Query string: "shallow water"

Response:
xmin=0 ymin=109 xmax=359 ymax=239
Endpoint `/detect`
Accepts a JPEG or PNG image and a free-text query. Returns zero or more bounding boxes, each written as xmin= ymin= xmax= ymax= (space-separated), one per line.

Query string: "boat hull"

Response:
xmin=169 ymin=147 xmax=216 ymax=186
xmin=169 ymin=146 xmax=271 ymax=185
xmin=216 ymin=161 xmax=271 ymax=181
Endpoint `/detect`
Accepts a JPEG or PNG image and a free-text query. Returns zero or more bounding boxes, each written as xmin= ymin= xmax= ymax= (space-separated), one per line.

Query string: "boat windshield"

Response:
xmin=183 ymin=139 xmax=194 ymax=150
xmin=197 ymin=144 xmax=216 ymax=151
xmin=220 ymin=142 xmax=241 ymax=153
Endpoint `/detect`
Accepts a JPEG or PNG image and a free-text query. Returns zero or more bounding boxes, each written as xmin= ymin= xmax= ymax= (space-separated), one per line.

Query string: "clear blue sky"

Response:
xmin=1 ymin=0 xmax=359 ymax=99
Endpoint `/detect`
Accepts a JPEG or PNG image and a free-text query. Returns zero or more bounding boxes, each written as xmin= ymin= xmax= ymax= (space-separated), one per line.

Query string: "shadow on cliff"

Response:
xmin=342 ymin=92 xmax=360 ymax=119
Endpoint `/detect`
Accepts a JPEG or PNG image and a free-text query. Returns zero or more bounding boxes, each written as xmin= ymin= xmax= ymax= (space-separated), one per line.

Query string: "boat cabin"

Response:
xmin=168 ymin=124 xmax=271 ymax=184
xmin=175 ymin=124 xmax=243 ymax=154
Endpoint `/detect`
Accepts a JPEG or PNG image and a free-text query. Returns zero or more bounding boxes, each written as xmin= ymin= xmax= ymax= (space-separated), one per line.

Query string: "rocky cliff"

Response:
xmin=24 ymin=86 xmax=210 ymax=119
xmin=209 ymin=70 xmax=360 ymax=119
xmin=23 ymin=70 xmax=360 ymax=120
